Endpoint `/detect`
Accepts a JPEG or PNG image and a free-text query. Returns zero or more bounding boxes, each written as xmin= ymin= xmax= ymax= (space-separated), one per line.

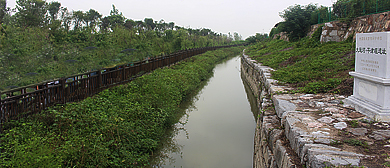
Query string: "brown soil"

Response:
xmin=328 ymin=77 xmax=354 ymax=96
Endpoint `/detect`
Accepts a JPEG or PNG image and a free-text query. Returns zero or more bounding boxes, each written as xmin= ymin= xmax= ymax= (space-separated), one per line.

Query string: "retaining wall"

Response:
xmin=308 ymin=11 xmax=390 ymax=43
xmin=241 ymin=53 xmax=296 ymax=168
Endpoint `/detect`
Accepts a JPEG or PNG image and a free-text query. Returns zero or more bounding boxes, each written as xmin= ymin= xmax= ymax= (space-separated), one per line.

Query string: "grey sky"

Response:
xmin=6 ymin=0 xmax=335 ymax=39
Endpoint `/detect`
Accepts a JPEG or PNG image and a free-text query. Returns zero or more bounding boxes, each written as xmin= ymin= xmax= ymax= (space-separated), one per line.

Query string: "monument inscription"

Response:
xmin=345 ymin=32 xmax=390 ymax=122
xmin=355 ymin=33 xmax=389 ymax=78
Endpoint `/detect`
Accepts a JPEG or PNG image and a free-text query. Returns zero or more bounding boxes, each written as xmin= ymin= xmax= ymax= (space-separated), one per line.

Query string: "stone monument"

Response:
xmin=345 ymin=32 xmax=390 ymax=122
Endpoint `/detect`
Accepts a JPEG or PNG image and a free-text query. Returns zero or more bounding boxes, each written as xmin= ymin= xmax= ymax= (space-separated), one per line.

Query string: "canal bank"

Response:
xmin=153 ymin=56 xmax=257 ymax=167
xmin=241 ymin=52 xmax=390 ymax=168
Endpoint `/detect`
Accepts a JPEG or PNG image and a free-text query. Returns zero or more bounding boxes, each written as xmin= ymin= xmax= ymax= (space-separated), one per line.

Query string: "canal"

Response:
xmin=153 ymin=56 xmax=257 ymax=168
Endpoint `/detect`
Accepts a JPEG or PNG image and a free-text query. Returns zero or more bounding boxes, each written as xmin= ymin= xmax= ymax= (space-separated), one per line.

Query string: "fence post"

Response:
xmin=318 ymin=11 xmax=320 ymax=24
xmin=363 ymin=1 xmax=366 ymax=15
xmin=122 ymin=67 xmax=125 ymax=82
xmin=376 ymin=0 xmax=378 ymax=13
xmin=97 ymin=70 xmax=102 ymax=92
xmin=59 ymin=78 xmax=66 ymax=104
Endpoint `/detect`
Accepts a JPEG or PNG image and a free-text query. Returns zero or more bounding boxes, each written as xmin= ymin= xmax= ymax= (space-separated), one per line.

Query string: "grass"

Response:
xmin=0 ymin=47 xmax=244 ymax=167
xmin=245 ymin=32 xmax=355 ymax=94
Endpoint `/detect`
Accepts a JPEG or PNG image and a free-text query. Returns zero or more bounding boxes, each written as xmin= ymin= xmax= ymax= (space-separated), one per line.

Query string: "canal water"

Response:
xmin=153 ymin=56 xmax=257 ymax=168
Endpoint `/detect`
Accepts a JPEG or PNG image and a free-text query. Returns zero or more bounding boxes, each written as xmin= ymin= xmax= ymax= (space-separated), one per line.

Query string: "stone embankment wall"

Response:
xmin=241 ymin=52 xmax=296 ymax=168
xmin=241 ymin=53 xmax=372 ymax=168
xmin=308 ymin=11 xmax=390 ymax=43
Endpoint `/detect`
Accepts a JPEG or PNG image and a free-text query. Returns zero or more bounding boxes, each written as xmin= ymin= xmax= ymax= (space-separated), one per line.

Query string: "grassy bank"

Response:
xmin=245 ymin=31 xmax=356 ymax=95
xmin=0 ymin=47 xmax=243 ymax=167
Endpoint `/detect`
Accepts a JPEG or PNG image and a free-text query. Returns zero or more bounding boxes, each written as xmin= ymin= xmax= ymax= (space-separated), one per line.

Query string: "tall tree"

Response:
xmin=60 ymin=7 xmax=72 ymax=31
xmin=278 ymin=4 xmax=317 ymax=41
xmin=168 ymin=22 xmax=175 ymax=30
xmin=15 ymin=0 xmax=48 ymax=27
xmin=101 ymin=5 xmax=125 ymax=31
xmin=144 ymin=18 xmax=155 ymax=30
xmin=0 ymin=0 xmax=6 ymax=24
xmin=84 ymin=9 xmax=101 ymax=28
xmin=48 ymin=1 xmax=60 ymax=22
xmin=72 ymin=10 xmax=84 ymax=30
xmin=124 ymin=19 xmax=135 ymax=30
xmin=233 ymin=32 xmax=242 ymax=41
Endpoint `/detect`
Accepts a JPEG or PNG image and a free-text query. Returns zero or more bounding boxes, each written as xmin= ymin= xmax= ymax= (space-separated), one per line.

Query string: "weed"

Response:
xmin=383 ymin=153 xmax=390 ymax=167
xmin=344 ymin=139 xmax=367 ymax=147
xmin=347 ymin=120 xmax=359 ymax=128
xmin=330 ymin=140 xmax=342 ymax=146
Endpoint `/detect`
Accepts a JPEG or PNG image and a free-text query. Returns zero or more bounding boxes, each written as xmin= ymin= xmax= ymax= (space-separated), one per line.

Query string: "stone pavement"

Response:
xmin=242 ymin=53 xmax=390 ymax=168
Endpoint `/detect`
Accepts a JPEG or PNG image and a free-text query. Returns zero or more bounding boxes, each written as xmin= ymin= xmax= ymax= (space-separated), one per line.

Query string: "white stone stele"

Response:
xmin=345 ymin=32 xmax=390 ymax=122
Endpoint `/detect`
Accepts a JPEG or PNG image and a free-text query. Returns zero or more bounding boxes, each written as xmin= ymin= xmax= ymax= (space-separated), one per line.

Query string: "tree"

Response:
xmin=101 ymin=5 xmax=125 ymax=31
xmin=144 ymin=18 xmax=155 ymax=30
xmin=124 ymin=19 xmax=135 ymax=30
xmin=245 ymin=33 xmax=269 ymax=44
xmin=168 ymin=22 xmax=174 ymax=30
xmin=233 ymin=32 xmax=242 ymax=41
xmin=0 ymin=0 xmax=5 ymax=24
xmin=84 ymin=9 xmax=101 ymax=28
xmin=60 ymin=7 xmax=72 ymax=31
xmin=200 ymin=28 xmax=211 ymax=36
xmin=15 ymin=0 xmax=48 ymax=27
xmin=48 ymin=1 xmax=60 ymax=22
xmin=155 ymin=19 xmax=167 ymax=32
xmin=278 ymin=4 xmax=317 ymax=41
xmin=72 ymin=10 xmax=84 ymax=30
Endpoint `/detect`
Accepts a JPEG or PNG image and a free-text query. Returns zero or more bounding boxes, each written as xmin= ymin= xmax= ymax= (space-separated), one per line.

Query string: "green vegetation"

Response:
xmin=245 ymin=33 xmax=269 ymax=44
xmin=343 ymin=139 xmax=368 ymax=147
xmin=332 ymin=0 xmax=390 ymax=21
xmin=277 ymin=4 xmax=318 ymax=41
xmin=270 ymin=0 xmax=390 ymax=41
xmin=245 ymin=28 xmax=355 ymax=94
xmin=0 ymin=47 xmax=244 ymax=167
xmin=347 ymin=120 xmax=359 ymax=128
xmin=0 ymin=0 xmax=242 ymax=91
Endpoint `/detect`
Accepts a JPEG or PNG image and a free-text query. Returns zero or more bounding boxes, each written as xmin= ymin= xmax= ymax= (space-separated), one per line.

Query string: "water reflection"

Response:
xmin=242 ymin=77 xmax=260 ymax=121
xmin=151 ymin=56 xmax=257 ymax=168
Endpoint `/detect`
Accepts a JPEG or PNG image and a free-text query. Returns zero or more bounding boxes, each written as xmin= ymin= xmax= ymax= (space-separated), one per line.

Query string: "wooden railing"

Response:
xmin=0 ymin=45 xmax=239 ymax=131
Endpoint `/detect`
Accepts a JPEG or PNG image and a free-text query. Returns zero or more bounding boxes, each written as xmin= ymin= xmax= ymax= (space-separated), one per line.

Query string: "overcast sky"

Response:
xmin=6 ymin=0 xmax=336 ymax=39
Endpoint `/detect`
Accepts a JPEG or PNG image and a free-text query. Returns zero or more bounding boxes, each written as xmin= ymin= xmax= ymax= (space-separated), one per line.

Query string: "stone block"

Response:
xmin=329 ymin=30 xmax=338 ymax=36
xmin=302 ymin=144 xmax=365 ymax=167
xmin=273 ymin=98 xmax=297 ymax=118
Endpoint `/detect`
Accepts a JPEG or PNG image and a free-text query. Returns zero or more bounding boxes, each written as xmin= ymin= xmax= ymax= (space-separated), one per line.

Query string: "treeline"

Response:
xmin=269 ymin=0 xmax=390 ymax=41
xmin=0 ymin=0 xmax=240 ymax=90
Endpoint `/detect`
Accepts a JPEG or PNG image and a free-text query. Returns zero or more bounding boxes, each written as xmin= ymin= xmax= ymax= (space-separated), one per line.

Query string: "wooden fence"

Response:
xmin=0 ymin=45 xmax=239 ymax=131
